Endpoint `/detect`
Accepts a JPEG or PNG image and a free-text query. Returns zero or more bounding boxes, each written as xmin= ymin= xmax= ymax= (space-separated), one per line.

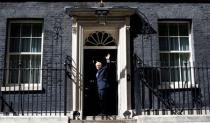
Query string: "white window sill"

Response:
xmin=158 ymin=82 xmax=199 ymax=90
xmin=1 ymin=84 xmax=42 ymax=91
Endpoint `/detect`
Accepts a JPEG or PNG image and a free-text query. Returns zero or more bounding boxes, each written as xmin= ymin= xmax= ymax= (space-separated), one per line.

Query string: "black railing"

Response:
xmin=0 ymin=63 xmax=71 ymax=116
xmin=133 ymin=54 xmax=210 ymax=115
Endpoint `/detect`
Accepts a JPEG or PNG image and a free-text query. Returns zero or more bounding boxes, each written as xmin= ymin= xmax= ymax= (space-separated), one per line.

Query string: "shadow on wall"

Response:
xmin=130 ymin=11 xmax=157 ymax=111
xmin=130 ymin=12 xmax=156 ymax=41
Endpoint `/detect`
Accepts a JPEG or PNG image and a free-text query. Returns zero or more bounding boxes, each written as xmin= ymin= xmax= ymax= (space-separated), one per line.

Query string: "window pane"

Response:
xmin=158 ymin=23 xmax=168 ymax=36
xmin=169 ymin=23 xmax=178 ymax=36
xmin=31 ymin=38 xmax=41 ymax=52
xmin=31 ymin=55 xmax=41 ymax=68
xmin=31 ymin=68 xmax=40 ymax=83
xmin=180 ymin=54 xmax=190 ymax=66
xmin=9 ymin=69 xmax=19 ymax=84
xmin=21 ymin=23 xmax=31 ymax=37
xmin=9 ymin=38 xmax=20 ymax=52
xmin=21 ymin=38 xmax=30 ymax=52
xmin=180 ymin=37 xmax=189 ymax=51
xmin=170 ymin=54 xmax=179 ymax=66
xmin=161 ymin=68 xmax=170 ymax=82
xmin=171 ymin=68 xmax=180 ymax=82
xmin=9 ymin=55 xmax=19 ymax=68
xmin=32 ymin=23 xmax=42 ymax=37
xmin=9 ymin=55 xmax=19 ymax=84
xmin=10 ymin=23 xmax=20 ymax=37
xmin=20 ymin=55 xmax=30 ymax=83
xmin=170 ymin=37 xmax=179 ymax=50
xmin=20 ymin=68 xmax=30 ymax=83
xmin=160 ymin=53 xmax=169 ymax=66
xmin=159 ymin=37 xmax=169 ymax=51
xmin=31 ymin=55 xmax=41 ymax=83
xmin=181 ymin=68 xmax=191 ymax=82
xmin=21 ymin=55 xmax=30 ymax=68
xmin=179 ymin=23 xmax=189 ymax=36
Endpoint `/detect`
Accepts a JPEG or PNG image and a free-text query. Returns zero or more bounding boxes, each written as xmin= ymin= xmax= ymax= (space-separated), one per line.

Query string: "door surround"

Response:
xmin=70 ymin=13 xmax=133 ymax=118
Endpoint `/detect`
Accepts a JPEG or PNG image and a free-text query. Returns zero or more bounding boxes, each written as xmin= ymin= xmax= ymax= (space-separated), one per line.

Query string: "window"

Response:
xmin=158 ymin=21 xmax=192 ymax=85
xmin=84 ymin=31 xmax=116 ymax=46
xmin=6 ymin=20 xmax=43 ymax=86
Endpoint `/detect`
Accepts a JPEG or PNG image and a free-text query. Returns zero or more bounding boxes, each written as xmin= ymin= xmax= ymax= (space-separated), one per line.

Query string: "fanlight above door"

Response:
xmin=84 ymin=31 xmax=116 ymax=46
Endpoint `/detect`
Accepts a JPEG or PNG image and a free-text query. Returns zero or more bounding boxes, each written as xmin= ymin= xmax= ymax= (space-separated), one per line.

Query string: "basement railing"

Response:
xmin=133 ymin=54 xmax=210 ymax=115
xmin=0 ymin=56 xmax=74 ymax=116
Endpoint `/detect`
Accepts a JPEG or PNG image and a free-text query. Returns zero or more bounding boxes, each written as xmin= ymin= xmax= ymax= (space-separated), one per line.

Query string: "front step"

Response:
xmin=70 ymin=119 xmax=136 ymax=123
xmin=83 ymin=116 xmax=119 ymax=120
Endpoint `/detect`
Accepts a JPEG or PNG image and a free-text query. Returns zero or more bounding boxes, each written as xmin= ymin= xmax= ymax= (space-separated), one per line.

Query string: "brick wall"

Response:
xmin=0 ymin=2 xmax=210 ymax=114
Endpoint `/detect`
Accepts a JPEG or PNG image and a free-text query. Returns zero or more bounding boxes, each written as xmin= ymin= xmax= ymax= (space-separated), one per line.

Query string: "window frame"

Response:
xmin=3 ymin=20 xmax=44 ymax=91
xmin=158 ymin=21 xmax=196 ymax=89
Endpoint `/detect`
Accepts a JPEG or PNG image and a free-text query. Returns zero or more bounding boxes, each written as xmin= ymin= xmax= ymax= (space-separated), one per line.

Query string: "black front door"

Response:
xmin=83 ymin=49 xmax=117 ymax=116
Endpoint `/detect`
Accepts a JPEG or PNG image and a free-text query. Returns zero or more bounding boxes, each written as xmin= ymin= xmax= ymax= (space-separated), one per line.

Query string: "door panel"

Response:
xmin=83 ymin=49 xmax=117 ymax=116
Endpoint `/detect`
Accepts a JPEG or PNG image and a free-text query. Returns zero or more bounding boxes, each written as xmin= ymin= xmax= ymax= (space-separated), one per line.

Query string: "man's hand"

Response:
xmin=105 ymin=53 xmax=110 ymax=60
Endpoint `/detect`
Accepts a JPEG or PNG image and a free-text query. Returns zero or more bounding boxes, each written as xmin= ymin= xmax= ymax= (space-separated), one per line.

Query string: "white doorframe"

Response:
xmin=117 ymin=17 xmax=132 ymax=117
xmin=71 ymin=17 xmax=131 ymax=118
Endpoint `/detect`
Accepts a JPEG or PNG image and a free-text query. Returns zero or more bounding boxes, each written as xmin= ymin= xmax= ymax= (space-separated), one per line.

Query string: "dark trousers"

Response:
xmin=98 ymin=88 xmax=108 ymax=114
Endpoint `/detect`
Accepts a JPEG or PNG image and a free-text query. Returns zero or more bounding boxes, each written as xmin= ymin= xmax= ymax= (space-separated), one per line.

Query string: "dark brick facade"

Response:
xmin=0 ymin=2 xmax=210 ymax=114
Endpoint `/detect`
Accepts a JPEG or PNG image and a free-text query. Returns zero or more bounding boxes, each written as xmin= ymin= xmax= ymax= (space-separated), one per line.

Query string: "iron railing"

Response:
xmin=0 ymin=62 xmax=72 ymax=116
xmin=1 ymin=54 xmax=210 ymax=116
xmin=133 ymin=54 xmax=210 ymax=115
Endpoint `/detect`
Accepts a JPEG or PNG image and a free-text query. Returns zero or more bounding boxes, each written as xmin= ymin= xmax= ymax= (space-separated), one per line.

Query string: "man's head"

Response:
xmin=95 ymin=61 xmax=102 ymax=70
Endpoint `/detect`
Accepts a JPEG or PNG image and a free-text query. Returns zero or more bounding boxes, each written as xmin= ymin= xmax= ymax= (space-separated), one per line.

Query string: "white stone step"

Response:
xmin=70 ymin=119 xmax=136 ymax=123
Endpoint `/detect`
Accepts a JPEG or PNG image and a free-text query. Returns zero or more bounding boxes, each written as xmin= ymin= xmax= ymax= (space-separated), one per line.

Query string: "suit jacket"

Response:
xmin=96 ymin=60 xmax=110 ymax=90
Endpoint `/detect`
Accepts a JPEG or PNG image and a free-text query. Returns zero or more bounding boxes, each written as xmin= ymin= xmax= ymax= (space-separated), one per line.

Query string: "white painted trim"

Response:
xmin=1 ymin=84 xmax=42 ymax=91
xmin=125 ymin=17 xmax=131 ymax=111
xmin=117 ymin=17 xmax=132 ymax=117
xmin=8 ymin=52 xmax=42 ymax=55
xmin=78 ymin=24 xmax=84 ymax=115
xmin=6 ymin=20 xmax=43 ymax=88
xmin=71 ymin=17 xmax=79 ymax=112
xmin=135 ymin=115 xmax=210 ymax=122
xmin=71 ymin=17 xmax=131 ymax=118
xmin=158 ymin=82 xmax=199 ymax=89
xmin=0 ymin=116 xmax=69 ymax=123
xmin=158 ymin=21 xmax=194 ymax=86
xmin=9 ymin=37 xmax=42 ymax=38
xmin=159 ymin=51 xmax=191 ymax=53
xmin=83 ymin=46 xmax=117 ymax=49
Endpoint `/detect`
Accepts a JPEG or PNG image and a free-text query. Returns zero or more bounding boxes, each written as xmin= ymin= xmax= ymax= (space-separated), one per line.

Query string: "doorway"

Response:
xmin=71 ymin=18 xmax=132 ymax=117
xmin=83 ymin=49 xmax=117 ymax=116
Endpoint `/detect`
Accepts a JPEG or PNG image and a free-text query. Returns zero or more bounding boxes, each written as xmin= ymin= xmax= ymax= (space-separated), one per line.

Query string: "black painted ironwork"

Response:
xmin=0 ymin=5 xmax=209 ymax=117
xmin=131 ymin=9 xmax=209 ymax=115
xmin=0 ymin=54 xmax=75 ymax=116
xmin=133 ymin=54 xmax=182 ymax=115
xmin=0 ymin=96 xmax=16 ymax=115
xmin=133 ymin=54 xmax=209 ymax=115
xmin=0 ymin=66 xmax=68 ymax=116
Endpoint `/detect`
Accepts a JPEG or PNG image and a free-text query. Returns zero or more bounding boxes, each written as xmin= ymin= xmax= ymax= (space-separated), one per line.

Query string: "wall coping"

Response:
xmin=135 ymin=115 xmax=210 ymax=123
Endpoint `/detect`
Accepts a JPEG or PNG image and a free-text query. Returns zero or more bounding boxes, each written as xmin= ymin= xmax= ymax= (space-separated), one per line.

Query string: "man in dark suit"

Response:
xmin=95 ymin=53 xmax=110 ymax=115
